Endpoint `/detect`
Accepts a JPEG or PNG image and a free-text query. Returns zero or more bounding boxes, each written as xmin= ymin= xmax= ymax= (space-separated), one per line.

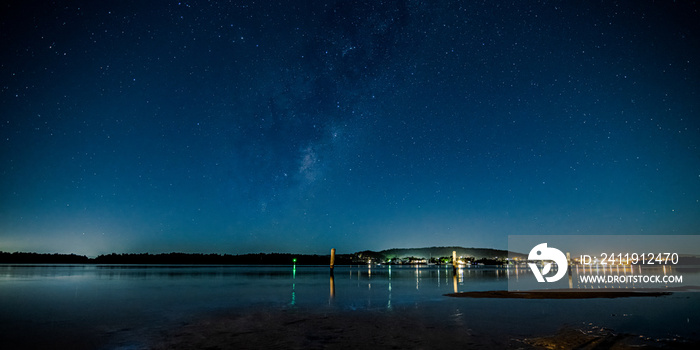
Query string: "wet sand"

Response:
xmin=148 ymin=306 xmax=698 ymax=349
xmin=150 ymin=307 xmax=520 ymax=349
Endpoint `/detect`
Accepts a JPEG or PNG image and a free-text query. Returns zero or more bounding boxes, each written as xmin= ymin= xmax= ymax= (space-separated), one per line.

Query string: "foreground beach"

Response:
xmin=149 ymin=306 xmax=698 ymax=349
xmin=3 ymin=265 xmax=698 ymax=349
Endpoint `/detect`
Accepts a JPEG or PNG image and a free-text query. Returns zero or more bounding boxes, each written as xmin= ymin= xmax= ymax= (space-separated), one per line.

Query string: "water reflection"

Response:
xmin=387 ymin=265 xmax=392 ymax=310
xmin=252 ymin=264 xmax=511 ymax=310
xmin=2 ymin=264 xmax=698 ymax=349
xmin=291 ymin=264 xmax=296 ymax=306
xmin=6 ymin=263 xmax=696 ymax=321
xmin=329 ymin=272 xmax=335 ymax=300
xmin=508 ymin=262 xmax=700 ymax=291
xmin=453 ymin=271 xmax=458 ymax=293
xmin=568 ymin=267 xmax=573 ymax=289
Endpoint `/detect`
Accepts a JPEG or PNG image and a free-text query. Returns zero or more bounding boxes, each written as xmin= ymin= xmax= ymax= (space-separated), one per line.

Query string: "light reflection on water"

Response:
xmin=508 ymin=263 xmax=700 ymax=291
xmin=1 ymin=264 xmax=699 ymax=348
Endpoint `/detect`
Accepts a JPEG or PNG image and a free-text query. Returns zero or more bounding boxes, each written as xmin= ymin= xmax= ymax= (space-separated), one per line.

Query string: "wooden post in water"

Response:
xmin=330 ymin=248 xmax=336 ymax=275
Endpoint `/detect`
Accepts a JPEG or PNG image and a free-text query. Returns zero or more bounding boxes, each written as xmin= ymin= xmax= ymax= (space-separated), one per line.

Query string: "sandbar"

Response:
xmin=445 ymin=290 xmax=672 ymax=299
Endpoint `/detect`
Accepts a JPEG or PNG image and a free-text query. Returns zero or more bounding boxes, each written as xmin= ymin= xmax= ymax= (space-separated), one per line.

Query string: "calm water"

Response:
xmin=1 ymin=264 xmax=699 ymax=349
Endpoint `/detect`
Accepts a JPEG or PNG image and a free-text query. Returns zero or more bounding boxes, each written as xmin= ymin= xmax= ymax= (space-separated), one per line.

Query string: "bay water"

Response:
xmin=1 ymin=264 xmax=698 ymax=349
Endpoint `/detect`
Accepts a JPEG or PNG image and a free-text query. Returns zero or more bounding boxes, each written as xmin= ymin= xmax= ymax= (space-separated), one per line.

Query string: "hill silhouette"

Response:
xmin=0 ymin=246 xmax=523 ymax=265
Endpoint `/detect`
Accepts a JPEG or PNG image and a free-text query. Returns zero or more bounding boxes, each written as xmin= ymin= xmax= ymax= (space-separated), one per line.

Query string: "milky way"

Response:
xmin=1 ymin=1 xmax=698 ymax=255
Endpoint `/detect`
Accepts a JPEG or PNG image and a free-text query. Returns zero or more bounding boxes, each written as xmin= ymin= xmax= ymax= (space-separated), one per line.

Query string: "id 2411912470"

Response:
xmin=579 ymin=252 xmax=679 ymax=265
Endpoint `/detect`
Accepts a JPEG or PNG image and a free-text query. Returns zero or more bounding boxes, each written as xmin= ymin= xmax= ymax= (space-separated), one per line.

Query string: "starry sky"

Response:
xmin=1 ymin=1 xmax=699 ymax=256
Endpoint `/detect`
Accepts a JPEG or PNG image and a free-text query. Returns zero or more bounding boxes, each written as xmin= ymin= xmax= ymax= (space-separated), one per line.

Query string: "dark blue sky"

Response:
xmin=1 ymin=1 xmax=698 ymax=256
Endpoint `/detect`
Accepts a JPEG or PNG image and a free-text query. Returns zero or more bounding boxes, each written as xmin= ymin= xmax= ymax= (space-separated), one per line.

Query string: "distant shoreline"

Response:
xmin=0 ymin=251 xmax=352 ymax=265
xmin=4 ymin=249 xmax=700 ymax=266
xmin=0 ymin=247 xmax=518 ymax=265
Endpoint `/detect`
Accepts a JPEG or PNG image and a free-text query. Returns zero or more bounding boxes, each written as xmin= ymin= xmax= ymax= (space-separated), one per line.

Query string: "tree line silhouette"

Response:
xmin=0 ymin=251 xmax=353 ymax=265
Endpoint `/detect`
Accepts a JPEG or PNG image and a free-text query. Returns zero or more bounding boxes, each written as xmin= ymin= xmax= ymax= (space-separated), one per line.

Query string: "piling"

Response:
xmin=330 ymin=248 xmax=336 ymax=275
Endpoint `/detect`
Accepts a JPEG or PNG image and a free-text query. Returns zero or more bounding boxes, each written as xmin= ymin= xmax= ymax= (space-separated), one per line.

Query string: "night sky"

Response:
xmin=1 ymin=1 xmax=699 ymax=256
